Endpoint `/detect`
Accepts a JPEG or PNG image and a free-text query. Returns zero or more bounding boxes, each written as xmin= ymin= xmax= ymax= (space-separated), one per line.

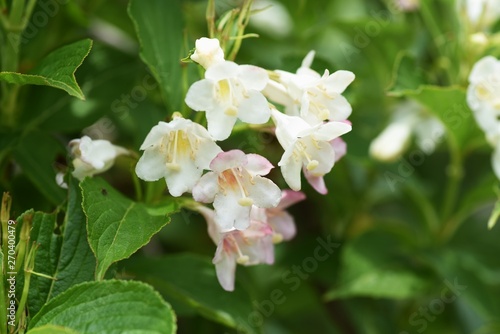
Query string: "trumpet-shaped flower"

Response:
xmin=135 ymin=114 xmax=222 ymax=197
xmin=467 ymin=56 xmax=500 ymax=180
xmin=460 ymin=0 xmax=500 ymax=29
xmin=197 ymin=205 xmax=274 ymax=291
xmin=370 ymin=100 xmax=445 ymax=162
xmin=266 ymin=51 xmax=355 ymax=125
xmin=185 ymin=61 xmax=271 ymax=140
xmin=190 ymin=37 xmax=225 ymax=69
xmin=193 ymin=150 xmax=281 ymax=231
xmin=272 ymin=109 xmax=351 ymax=193
xmin=467 ymin=56 xmax=500 ymax=144
xmin=69 ymin=136 xmax=128 ymax=180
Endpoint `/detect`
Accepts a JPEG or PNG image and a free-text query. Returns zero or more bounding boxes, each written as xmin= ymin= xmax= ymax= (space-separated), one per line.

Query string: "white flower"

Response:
xmin=192 ymin=149 xmax=281 ymax=231
xmin=190 ymin=37 xmax=225 ymax=69
xmin=271 ymin=109 xmax=352 ymax=193
xmin=467 ymin=56 xmax=500 ymax=144
xmin=250 ymin=0 xmax=293 ymax=38
xmin=467 ymin=56 xmax=500 ymax=180
xmin=135 ymin=113 xmax=222 ymax=197
xmin=461 ymin=0 xmax=500 ymax=29
xmin=370 ymin=117 xmax=415 ymax=162
xmin=197 ymin=206 xmax=274 ymax=292
xmin=185 ymin=61 xmax=271 ymax=140
xmin=266 ymin=51 xmax=355 ymax=125
xmin=69 ymin=136 xmax=128 ymax=180
xmin=370 ymin=100 xmax=445 ymax=162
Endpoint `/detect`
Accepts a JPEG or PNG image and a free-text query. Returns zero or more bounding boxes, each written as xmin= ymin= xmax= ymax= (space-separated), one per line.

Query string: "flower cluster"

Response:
xmin=467 ymin=56 xmax=500 ymax=179
xmin=65 ymin=37 xmax=354 ymax=291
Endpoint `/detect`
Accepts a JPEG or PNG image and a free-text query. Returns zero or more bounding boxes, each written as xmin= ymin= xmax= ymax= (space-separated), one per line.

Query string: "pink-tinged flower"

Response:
xmin=197 ymin=206 xmax=274 ymax=291
xmin=302 ymin=137 xmax=345 ymax=195
xmin=264 ymin=189 xmax=305 ymax=243
xmin=69 ymin=136 xmax=129 ymax=180
xmin=272 ymin=109 xmax=351 ymax=193
xmin=266 ymin=51 xmax=355 ymax=125
xmin=135 ymin=113 xmax=222 ymax=197
xmin=190 ymin=37 xmax=225 ymax=69
xmin=185 ymin=61 xmax=271 ymax=140
xmin=193 ymin=150 xmax=281 ymax=231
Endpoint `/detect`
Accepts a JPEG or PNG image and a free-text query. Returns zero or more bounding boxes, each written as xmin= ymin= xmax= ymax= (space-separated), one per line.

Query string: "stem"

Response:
xmin=438 ymin=139 xmax=464 ymax=243
xmin=403 ymin=185 xmax=440 ymax=236
xmin=227 ymin=0 xmax=253 ymax=61
xmin=206 ymin=0 xmax=216 ymax=38
xmin=14 ymin=243 xmax=35 ymax=329
xmin=8 ymin=0 xmax=25 ymax=26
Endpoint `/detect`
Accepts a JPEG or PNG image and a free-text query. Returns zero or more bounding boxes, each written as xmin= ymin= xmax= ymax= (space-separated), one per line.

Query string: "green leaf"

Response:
xmin=387 ymin=52 xmax=426 ymax=95
xmin=13 ymin=130 xmax=66 ymax=205
xmin=27 ymin=325 xmax=80 ymax=334
xmin=0 ymin=39 xmax=92 ymax=100
xmin=50 ymin=176 xmax=96 ymax=298
xmin=80 ymin=178 xmax=177 ymax=280
xmin=123 ymin=253 xmax=258 ymax=334
xmin=28 ymin=211 xmax=62 ymax=316
xmin=29 ymin=280 xmax=176 ymax=334
xmin=325 ymin=230 xmax=429 ymax=300
xmin=128 ymin=0 xmax=184 ymax=111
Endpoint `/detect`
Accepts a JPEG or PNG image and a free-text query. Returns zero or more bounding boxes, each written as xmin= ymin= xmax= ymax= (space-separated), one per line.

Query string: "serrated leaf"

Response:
xmin=128 ymin=0 xmax=184 ymax=111
xmin=80 ymin=178 xmax=177 ymax=280
xmin=29 ymin=280 xmax=176 ymax=334
xmin=0 ymin=39 xmax=92 ymax=99
xmin=49 ymin=176 xmax=96 ymax=298
xmin=28 ymin=211 xmax=62 ymax=316
xmin=325 ymin=230 xmax=429 ymax=300
xmin=123 ymin=253 xmax=258 ymax=334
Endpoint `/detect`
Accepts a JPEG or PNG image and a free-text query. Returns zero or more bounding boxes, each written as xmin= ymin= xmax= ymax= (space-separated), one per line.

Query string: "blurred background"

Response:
xmin=2 ymin=0 xmax=500 ymax=333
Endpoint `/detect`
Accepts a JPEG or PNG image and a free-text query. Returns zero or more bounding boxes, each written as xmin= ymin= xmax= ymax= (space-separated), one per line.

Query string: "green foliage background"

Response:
xmin=1 ymin=0 xmax=500 ymax=333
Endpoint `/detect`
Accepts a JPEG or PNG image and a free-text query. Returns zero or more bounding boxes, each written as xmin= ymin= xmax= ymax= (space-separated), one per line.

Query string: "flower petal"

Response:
xmin=310 ymin=121 xmax=352 ymax=141
xmin=193 ymin=172 xmax=219 ymax=203
xmin=213 ymin=241 xmax=237 ymax=291
xmin=238 ymin=65 xmax=269 ymax=91
xmin=469 ymin=56 xmax=498 ymax=83
xmin=279 ymin=147 xmax=302 ymax=191
xmin=304 ymin=169 xmax=328 ymax=194
xmin=205 ymin=61 xmax=239 ymax=81
xmin=205 ymin=108 xmax=238 ymax=141
xmin=214 ymin=192 xmax=252 ymax=231
xmin=209 ymin=150 xmax=247 ymax=173
xmin=325 ymin=70 xmax=355 ymax=94
xmin=164 ymin=154 xmax=203 ymax=197
xmin=185 ymin=79 xmax=216 ymax=111
xmin=245 ymin=153 xmax=274 ymax=176
xmin=135 ymin=148 xmax=166 ymax=181
xmin=237 ymin=90 xmax=271 ymax=124
xmin=247 ymin=176 xmax=281 ymax=208
xmin=268 ymin=211 xmax=296 ymax=241
xmin=139 ymin=122 xmax=170 ymax=150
